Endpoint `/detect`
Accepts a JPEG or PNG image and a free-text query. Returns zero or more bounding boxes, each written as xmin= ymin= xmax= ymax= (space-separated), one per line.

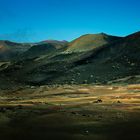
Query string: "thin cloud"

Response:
xmin=0 ymin=29 xmax=35 ymax=43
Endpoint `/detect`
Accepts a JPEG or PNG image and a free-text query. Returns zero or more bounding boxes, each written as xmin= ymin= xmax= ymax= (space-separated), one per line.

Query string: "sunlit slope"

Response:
xmin=66 ymin=33 xmax=121 ymax=52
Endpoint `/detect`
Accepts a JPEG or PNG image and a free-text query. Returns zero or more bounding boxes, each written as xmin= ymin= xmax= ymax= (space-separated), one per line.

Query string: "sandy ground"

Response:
xmin=1 ymin=84 xmax=140 ymax=109
xmin=0 ymin=84 xmax=140 ymax=140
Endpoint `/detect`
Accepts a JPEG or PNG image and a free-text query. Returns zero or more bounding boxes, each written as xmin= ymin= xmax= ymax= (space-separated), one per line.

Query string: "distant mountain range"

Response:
xmin=0 ymin=31 xmax=140 ymax=88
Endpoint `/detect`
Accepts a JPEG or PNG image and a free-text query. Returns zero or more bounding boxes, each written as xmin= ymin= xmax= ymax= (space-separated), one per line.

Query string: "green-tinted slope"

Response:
xmin=66 ymin=33 xmax=121 ymax=52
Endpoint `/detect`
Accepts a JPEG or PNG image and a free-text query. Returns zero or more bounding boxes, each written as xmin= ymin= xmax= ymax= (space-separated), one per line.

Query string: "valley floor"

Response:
xmin=0 ymin=84 xmax=140 ymax=140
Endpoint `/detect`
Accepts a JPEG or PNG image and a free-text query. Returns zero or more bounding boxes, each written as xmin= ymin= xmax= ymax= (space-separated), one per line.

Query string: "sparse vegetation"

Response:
xmin=0 ymin=84 xmax=140 ymax=140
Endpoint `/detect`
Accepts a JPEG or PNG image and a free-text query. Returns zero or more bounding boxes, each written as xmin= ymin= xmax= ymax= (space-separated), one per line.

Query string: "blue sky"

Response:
xmin=0 ymin=0 xmax=140 ymax=42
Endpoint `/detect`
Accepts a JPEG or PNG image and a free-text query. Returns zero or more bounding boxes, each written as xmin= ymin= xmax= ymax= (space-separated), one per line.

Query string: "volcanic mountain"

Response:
xmin=0 ymin=31 xmax=140 ymax=88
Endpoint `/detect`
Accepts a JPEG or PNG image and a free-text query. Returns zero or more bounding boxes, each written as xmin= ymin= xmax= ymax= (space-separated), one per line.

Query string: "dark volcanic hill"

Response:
xmin=20 ymin=40 xmax=68 ymax=60
xmin=40 ymin=40 xmax=68 ymax=46
xmin=61 ymin=31 xmax=140 ymax=84
xmin=0 ymin=31 xmax=140 ymax=88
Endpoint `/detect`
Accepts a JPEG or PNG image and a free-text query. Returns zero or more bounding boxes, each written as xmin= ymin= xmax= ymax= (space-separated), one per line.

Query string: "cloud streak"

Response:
xmin=0 ymin=29 xmax=35 ymax=43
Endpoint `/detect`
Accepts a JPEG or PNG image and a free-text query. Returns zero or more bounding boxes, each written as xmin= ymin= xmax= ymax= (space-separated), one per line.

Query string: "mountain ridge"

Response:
xmin=0 ymin=31 xmax=140 ymax=88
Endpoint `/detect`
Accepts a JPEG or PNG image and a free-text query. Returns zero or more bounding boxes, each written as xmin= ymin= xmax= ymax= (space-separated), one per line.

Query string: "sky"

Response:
xmin=0 ymin=0 xmax=140 ymax=42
